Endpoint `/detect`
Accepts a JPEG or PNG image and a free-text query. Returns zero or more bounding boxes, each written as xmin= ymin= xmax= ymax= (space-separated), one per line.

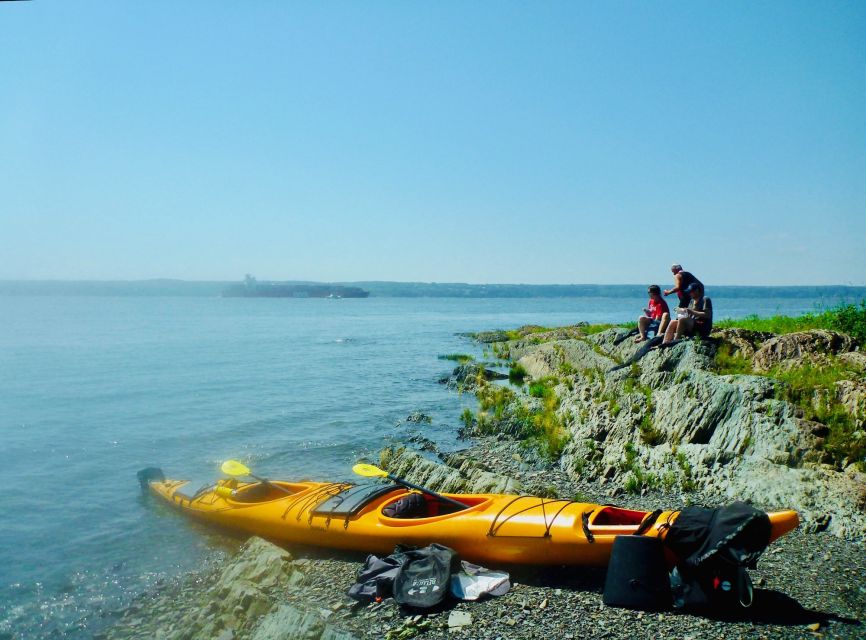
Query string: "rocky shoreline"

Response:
xmin=107 ymin=323 xmax=866 ymax=639
xmin=107 ymin=442 xmax=866 ymax=640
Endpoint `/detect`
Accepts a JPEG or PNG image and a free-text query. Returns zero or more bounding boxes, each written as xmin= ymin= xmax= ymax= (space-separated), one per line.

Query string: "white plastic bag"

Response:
xmin=449 ymin=561 xmax=511 ymax=601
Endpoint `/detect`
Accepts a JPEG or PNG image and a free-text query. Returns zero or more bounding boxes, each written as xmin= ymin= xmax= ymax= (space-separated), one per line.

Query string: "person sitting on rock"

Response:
xmin=661 ymin=283 xmax=713 ymax=344
xmin=635 ymin=285 xmax=670 ymax=343
xmin=664 ymin=264 xmax=702 ymax=310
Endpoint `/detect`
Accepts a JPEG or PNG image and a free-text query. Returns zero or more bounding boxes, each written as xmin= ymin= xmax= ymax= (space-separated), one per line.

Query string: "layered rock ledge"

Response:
xmin=450 ymin=326 xmax=866 ymax=538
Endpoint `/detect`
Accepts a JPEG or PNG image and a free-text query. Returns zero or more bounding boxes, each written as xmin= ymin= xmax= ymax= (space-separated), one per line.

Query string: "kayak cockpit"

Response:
xmin=228 ymin=481 xmax=309 ymax=503
xmin=591 ymin=506 xmax=651 ymax=527
xmin=379 ymin=493 xmax=490 ymax=524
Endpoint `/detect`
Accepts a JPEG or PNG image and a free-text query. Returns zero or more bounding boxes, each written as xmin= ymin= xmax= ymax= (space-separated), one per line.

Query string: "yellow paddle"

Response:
xmin=220 ymin=459 xmax=294 ymax=495
xmin=352 ymin=463 xmax=467 ymax=510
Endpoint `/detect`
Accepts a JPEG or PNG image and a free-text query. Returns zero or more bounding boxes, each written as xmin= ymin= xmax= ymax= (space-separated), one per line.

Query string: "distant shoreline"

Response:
xmin=1 ymin=279 xmax=865 ymax=300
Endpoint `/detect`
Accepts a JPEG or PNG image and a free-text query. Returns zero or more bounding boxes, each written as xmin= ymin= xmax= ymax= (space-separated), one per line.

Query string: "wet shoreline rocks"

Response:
xmin=108 ymin=439 xmax=866 ymax=640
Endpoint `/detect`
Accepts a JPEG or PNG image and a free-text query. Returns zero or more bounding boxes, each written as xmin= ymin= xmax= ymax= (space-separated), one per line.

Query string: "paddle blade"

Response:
xmin=352 ymin=463 xmax=389 ymax=478
xmin=221 ymin=459 xmax=251 ymax=477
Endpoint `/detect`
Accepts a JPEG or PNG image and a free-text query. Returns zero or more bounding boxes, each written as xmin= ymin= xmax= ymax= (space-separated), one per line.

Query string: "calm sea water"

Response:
xmin=0 ymin=293 xmax=850 ymax=638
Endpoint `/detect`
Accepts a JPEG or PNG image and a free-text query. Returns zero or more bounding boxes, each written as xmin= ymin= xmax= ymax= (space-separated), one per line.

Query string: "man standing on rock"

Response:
xmin=664 ymin=264 xmax=702 ymax=310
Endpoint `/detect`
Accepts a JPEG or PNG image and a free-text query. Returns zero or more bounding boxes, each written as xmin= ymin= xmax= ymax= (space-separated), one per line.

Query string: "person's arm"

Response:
xmin=688 ymin=299 xmax=712 ymax=318
xmin=663 ymin=273 xmax=682 ymax=296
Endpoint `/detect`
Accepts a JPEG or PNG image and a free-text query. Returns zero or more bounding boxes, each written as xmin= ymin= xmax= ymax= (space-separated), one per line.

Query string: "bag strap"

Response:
xmin=738 ymin=567 xmax=754 ymax=608
xmin=581 ymin=510 xmax=595 ymax=543
xmin=633 ymin=509 xmax=663 ymax=536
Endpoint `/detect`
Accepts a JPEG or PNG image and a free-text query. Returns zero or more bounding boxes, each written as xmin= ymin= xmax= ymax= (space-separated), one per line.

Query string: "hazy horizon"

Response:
xmin=0 ymin=277 xmax=866 ymax=289
xmin=2 ymin=2 xmax=864 ymax=286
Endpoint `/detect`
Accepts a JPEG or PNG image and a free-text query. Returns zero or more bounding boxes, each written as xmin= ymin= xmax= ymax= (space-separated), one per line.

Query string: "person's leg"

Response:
xmin=657 ymin=312 xmax=670 ymax=336
xmin=635 ymin=316 xmax=649 ymax=342
xmin=646 ymin=319 xmax=660 ymax=338
xmin=675 ymin=317 xmax=695 ymax=339
xmin=663 ymin=319 xmax=678 ymax=343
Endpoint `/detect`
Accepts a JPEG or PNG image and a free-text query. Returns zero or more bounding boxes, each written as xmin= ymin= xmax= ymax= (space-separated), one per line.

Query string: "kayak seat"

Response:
xmin=381 ymin=493 xmax=479 ymax=519
xmin=593 ymin=506 xmax=652 ymax=527
xmin=312 ymin=484 xmax=402 ymax=518
xmin=381 ymin=492 xmax=427 ymax=519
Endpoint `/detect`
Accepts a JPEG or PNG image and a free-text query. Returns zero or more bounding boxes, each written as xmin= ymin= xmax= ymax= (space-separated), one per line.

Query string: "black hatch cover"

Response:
xmin=311 ymin=484 xmax=402 ymax=518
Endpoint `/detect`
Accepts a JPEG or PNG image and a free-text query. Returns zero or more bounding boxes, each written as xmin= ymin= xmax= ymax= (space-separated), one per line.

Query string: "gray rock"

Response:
xmin=448 ymin=611 xmax=473 ymax=628
xmin=752 ymin=330 xmax=856 ymax=371
xmin=320 ymin=625 xmax=360 ymax=640
xmin=711 ymin=327 xmax=774 ymax=358
xmin=251 ymin=604 xmax=324 ymax=640
xmin=835 ymin=379 xmax=866 ymax=421
xmin=512 ymin=339 xmax=616 ymax=379
xmin=405 ymin=411 xmax=433 ymax=424
xmin=469 ymin=330 xmax=510 ymax=343
xmin=442 ymin=363 xmax=508 ymax=390
xmin=382 ymin=447 xmax=521 ymax=494
xmin=839 ymin=351 xmax=866 ymax=372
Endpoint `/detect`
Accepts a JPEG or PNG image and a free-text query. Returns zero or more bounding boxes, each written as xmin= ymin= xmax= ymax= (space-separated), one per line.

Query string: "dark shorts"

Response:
xmin=695 ymin=319 xmax=713 ymax=338
xmin=646 ymin=319 xmax=661 ymax=334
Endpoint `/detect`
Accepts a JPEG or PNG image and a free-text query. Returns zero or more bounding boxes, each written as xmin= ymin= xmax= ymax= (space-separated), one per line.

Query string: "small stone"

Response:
xmin=539 ymin=598 xmax=548 ymax=609
xmin=448 ymin=611 xmax=472 ymax=628
xmin=216 ymin=631 xmax=235 ymax=640
xmin=807 ymin=622 xmax=821 ymax=632
xmin=505 ymin=618 xmax=517 ymax=627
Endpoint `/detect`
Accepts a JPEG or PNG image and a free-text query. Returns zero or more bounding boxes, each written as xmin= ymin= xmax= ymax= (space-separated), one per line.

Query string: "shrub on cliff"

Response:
xmin=829 ymin=300 xmax=866 ymax=344
xmin=508 ymin=363 xmax=527 ymax=384
xmin=717 ymin=301 xmax=866 ymax=343
xmin=772 ymin=362 xmax=866 ymax=471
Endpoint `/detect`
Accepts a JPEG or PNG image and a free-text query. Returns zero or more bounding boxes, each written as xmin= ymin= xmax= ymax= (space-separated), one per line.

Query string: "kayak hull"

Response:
xmin=147 ymin=476 xmax=799 ymax=567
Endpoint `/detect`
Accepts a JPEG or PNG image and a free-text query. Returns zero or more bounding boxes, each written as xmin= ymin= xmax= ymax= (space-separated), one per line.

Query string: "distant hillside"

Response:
xmin=1 ymin=279 xmax=864 ymax=301
xmin=354 ymin=281 xmax=866 ymax=300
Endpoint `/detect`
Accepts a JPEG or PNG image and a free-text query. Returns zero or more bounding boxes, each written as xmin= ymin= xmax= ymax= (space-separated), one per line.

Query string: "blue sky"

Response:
xmin=1 ymin=1 xmax=864 ymax=285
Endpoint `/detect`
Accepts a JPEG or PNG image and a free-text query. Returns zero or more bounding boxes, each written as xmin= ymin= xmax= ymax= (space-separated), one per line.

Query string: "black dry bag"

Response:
xmin=347 ymin=553 xmax=409 ymax=603
xmin=603 ymin=535 xmax=672 ymax=611
xmin=392 ymin=543 xmax=460 ymax=610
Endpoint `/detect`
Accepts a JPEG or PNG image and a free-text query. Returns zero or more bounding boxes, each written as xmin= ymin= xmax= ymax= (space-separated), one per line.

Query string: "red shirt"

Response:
xmin=647 ymin=298 xmax=669 ymax=320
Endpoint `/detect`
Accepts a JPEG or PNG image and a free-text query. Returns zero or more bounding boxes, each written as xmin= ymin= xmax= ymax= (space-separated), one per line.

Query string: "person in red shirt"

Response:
xmin=635 ymin=284 xmax=670 ymax=343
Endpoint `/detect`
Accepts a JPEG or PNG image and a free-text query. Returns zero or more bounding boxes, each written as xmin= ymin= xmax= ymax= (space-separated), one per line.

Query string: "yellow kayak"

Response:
xmin=142 ymin=470 xmax=799 ymax=567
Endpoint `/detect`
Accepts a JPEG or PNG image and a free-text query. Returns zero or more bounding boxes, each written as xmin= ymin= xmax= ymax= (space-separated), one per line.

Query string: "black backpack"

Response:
xmin=392 ymin=544 xmax=460 ymax=610
xmin=664 ymin=502 xmax=771 ymax=611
